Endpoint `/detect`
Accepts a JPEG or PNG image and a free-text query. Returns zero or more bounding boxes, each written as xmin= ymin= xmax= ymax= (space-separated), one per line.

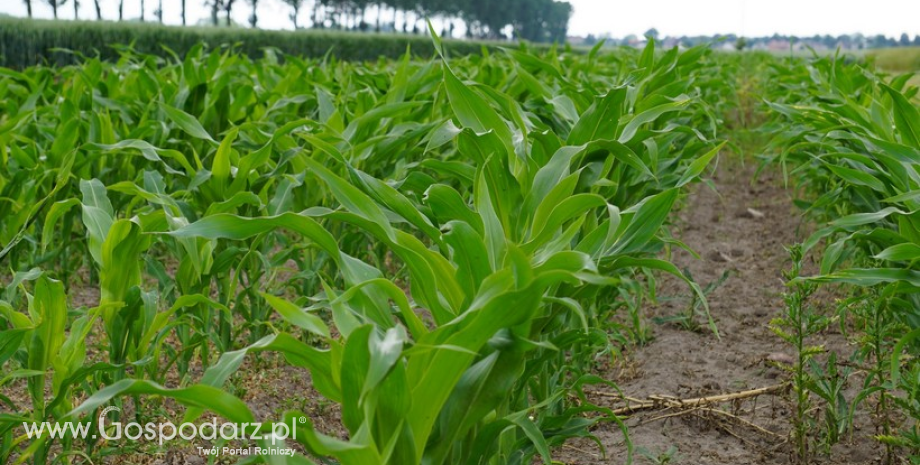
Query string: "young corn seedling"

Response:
xmin=653 ymin=268 xmax=730 ymax=334
xmin=763 ymin=52 xmax=920 ymax=461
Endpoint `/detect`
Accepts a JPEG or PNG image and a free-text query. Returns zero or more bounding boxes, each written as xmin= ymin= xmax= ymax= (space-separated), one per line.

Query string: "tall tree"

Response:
xmin=118 ymin=0 xmax=123 ymax=19
xmin=274 ymin=0 xmax=573 ymax=41
xmin=545 ymin=0 xmax=571 ymax=42
xmin=282 ymin=0 xmax=304 ymax=28
xmin=23 ymin=0 xmax=33 ymax=18
xmin=353 ymin=0 xmax=370 ymax=30
xmin=430 ymin=0 xmax=464 ymax=38
xmin=181 ymin=0 xmax=186 ymax=24
xmin=93 ymin=0 xmax=102 ymax=19
xmin=44 ymin=0 xmax=67 ymax=19
xmin=223 ymin=0 xmax=236 ymax=24
xmin=374 ymin=1 xmax=384 ymax=31
xmin=140 ymin=0 xmax=145 ymax=21
xmin=155 ymin=0 xmax=163 ymax=22
xmin=247 ymin=0 xmax=258 ymax=27
xmin=73 ymin=0 xmax=79 ymax=19
xmin=206 ymin=0 xmax=223 ymax=25
xmin=311 ymin=0 xmax=321 ymax=27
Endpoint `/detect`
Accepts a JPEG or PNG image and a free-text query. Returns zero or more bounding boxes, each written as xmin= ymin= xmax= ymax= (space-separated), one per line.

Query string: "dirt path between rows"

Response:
xmin=563 ymin=161 xmax=886 ymax=464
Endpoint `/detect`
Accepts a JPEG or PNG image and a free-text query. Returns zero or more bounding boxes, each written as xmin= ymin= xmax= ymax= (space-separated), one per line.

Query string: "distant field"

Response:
xmin=865 ymin=47 xmax=920 ymax=89
xmin=867 ymin=46 xmax=920 ymax=72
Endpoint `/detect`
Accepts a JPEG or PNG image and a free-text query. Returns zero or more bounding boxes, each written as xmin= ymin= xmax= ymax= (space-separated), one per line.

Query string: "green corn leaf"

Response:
xmin=160 ymin=102 xmax=216 ymax=142
xmin=676 ymin=141 xmax=725 ymax=187
xmin=424 ymin=185 xmax=484 ymax=235
xmin=441 ymin=63 xmax=514 ymax=156
xmin=0 ymin=328 xmax=27 ymax=367
xmin=803 ymin=268 xmax=920 ymax=287
xmin=41 ymin=198 xmax=80 ymax=253
xmin=524 ymin=194 xmax=608 ymax=253
xmin=443 ymin=220 xmax=492 ymax=300
xmin=170 ymin=213 xmax=340 ymax=260
xmin=611 ymin=188 xmax=679 ymax=255
xmin=882 ymin=84 xmax=920 ymax=148
xmin=268 ymin=175 xmax=304 ymax=216
xmin=28 ymin=276 xmax=67 ymax=372
xmin=426 ymin=346 xmax=525 ymax=465
xmin=875 ymin=242 xmax=920 ymax=262
xmin=327 ymin=278 xmax=427 ymax=339
xmin=261 ymin=292 xmax=330 ymax=338
xmin=831 ymin=207 xmax=906 ymax=227
xmin=68 ymin=379 xmax=254 ymax=423
xmin=349 ymin=168 xmax=442 ymax=243
xmin=188 ymin=333 xmax=339 ymax=423
xmin=825 ymin=164 xmax=887 ymax=192
xmin=286 ymin=411 xmax=381 ymax=465
xmin=86 ymin=140 xmax=195 ymax=175
xmin=303 ymin=157 xmax=396 ymax=242
xmin=567 ymin=88 xmax=627 ymax=145
xmin=510 ymin=414 xmax=552 ymax=465
xmin=211 ymin=126 xmax=239 ymax=196
xmin=618 ymin=99 xmax=692 ymax=144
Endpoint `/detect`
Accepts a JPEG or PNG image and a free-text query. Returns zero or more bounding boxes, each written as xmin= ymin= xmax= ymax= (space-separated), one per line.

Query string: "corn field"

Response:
xmin=0 ymin=31 xmax=919 ymax=465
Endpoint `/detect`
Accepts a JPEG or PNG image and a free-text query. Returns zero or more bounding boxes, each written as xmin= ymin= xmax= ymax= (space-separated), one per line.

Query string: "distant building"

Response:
xmin=767 ymin=39 xmax=791 ymax=51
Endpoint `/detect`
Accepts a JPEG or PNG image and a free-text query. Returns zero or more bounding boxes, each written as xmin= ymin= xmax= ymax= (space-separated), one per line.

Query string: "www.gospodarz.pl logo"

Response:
xmin=22 ymin=406 xmax=304 ymax=447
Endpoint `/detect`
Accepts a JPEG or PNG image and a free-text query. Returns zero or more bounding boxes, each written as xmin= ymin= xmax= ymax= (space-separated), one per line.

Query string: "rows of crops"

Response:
xmin=4 ymin=28 xmax=920 ymax=464
xmin=763 ymin=56 xmax=920 ymax=461
xmin=0 ymin=18 xmax=524 ymax=68
xmin=0 ymin=35 xmax=733 ymax=464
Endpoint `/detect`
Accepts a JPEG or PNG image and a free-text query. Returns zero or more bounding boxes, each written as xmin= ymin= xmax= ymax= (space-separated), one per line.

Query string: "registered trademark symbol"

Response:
xmin=298 ymin=417 xmax=307 ymax=424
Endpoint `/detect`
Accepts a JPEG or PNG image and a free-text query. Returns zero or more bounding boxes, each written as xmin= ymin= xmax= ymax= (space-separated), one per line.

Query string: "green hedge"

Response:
xmin=0 ymin=18 xmax=528 ymax=67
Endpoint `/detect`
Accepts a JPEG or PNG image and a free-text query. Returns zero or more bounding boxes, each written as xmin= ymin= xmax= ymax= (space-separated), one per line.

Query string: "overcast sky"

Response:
xmin=2 ymin=0 xmax=920 ymax=38
xmin=568 ymin=0 xmax=920 ymax=38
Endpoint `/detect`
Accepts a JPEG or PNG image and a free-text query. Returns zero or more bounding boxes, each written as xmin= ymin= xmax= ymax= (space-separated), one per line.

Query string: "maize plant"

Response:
xmin=764 ymin=53 xmax=920 ymax=460
xmin=0 ymin=31 xmax=724 ymax=464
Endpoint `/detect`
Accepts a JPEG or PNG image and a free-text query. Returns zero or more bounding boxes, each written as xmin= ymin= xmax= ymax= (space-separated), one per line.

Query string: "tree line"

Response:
xmin=586 ymin=29 xmax=920 ymax=51
xmin=18 ymin=0 xmax=573 ymax=43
